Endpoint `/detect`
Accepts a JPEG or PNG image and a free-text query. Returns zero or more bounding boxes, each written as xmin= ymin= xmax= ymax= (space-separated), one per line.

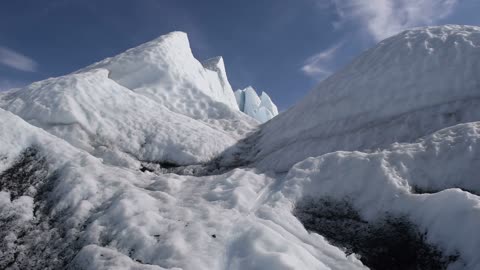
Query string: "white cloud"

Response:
xmin=331 ymin=0 xmax=459 ymax=41
xmin=301 ymin=42 xmax=343 ymax=79
xmin=0 ymin=46 xmax=38 ymax=72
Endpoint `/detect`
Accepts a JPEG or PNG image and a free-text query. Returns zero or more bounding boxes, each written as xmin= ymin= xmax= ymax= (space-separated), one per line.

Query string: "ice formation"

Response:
xmin=245 ymin=25 xmax=480 ymax=172
xmin=235 ymin=86 xmax=279 ymax=123
xmin=1 ymin=25 xmax=480 ymax=270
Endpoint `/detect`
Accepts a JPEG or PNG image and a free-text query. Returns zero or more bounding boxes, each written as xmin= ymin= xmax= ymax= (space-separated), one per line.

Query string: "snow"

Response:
xmin=0 ymin=69 xmax=240 ymax=167
xmin=1 ymin=25 xmax=480 ymax=269
xmin=280 ymin=122 xmax=480 ymax=269
xmin=235 ymin=87 xmax=279 ymax=123
xmin=0 ymin=31 xmax=261 ymax=167
xmin=202 ymin=56 xmax=239 ymax=109
xmin=248 ymin=25 xmax=480 ymax=171
xmin=0 ymin=108 xmax=364 ymax=269
xmin=78 ymin=32 xmax=255 ymax=137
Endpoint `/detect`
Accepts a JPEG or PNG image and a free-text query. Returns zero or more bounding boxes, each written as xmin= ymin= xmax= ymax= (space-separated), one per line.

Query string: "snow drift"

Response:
xmin=0 ymin=32 xmax=258 ymax=168
xmin=244 ymin=25 xmax=480 ymax=172
xmin=78 ymin=32 xmax=256 ymax=137
xmin=0 ymin=108 xmax=365 ymax=270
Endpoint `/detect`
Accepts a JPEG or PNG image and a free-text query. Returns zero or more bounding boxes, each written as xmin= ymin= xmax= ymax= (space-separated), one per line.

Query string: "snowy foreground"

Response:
xmin=1 ymin=25 xmax=480 ymax=269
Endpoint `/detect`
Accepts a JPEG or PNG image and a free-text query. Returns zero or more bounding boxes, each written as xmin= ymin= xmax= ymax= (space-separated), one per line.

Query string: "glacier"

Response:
xmin=1 ymin=25 xmax=480 ymax=270
xmin=235 ymin=86 xmax=279 ymax=123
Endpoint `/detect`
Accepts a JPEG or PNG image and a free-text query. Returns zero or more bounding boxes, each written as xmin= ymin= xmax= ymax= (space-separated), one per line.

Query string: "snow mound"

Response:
xmin=0 ymin=31 xmax=263 ymax=167
xmin=79 ymin=31 xmax=255 ymax=137
xmin=0 ymin=108 xmax=365 ymax=269
xmin=280 ymin=121 xmax=480 ymax=269
xmin=0 ymin=69 xmax=238 ymax=167
xmin=235 ymin=86 xmax=279 ymax=123
xmin=249 ymin=25 xmax=480 ymax=171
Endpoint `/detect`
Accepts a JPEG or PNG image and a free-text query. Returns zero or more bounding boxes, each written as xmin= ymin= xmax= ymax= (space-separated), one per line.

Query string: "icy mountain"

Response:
xmin=0 ymin=32 xmax=257 ymax=168
xmin=78 ymin=32 xmax=255 ymax=136
xmin=1 ymin=25 xmax=480 ymax=270
xmin=242 ymin=25 xmax=480 ymax=172
xmin=234 ymin=87 xmax=279 ymax=123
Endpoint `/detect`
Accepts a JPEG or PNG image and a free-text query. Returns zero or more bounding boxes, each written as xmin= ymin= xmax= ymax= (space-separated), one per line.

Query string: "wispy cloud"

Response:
xmin=0 ymin=46 xmax=38 ymax=72
xmin=331 ymin=0 xmax=459 ymax=41
xmin=301 ymin=42 xmax=343 ymax=79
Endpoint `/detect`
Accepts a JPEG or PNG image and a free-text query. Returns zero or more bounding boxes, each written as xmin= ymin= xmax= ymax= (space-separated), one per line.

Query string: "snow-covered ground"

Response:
xmin=0 ymin=108 xmax=365 ymax=270
xmin=1 ymin=25 xmax=480 ymax=270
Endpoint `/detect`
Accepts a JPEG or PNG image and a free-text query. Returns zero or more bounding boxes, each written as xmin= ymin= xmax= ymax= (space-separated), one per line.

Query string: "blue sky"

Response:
xmin=1 ymin=0 xmax=479 ymax=110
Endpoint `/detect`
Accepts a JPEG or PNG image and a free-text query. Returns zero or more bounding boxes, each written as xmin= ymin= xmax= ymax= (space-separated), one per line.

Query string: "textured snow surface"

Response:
xmin=0 ymin=109 xmax=365 ymax=270
xmin=250 ymin=25 xmax=480 ymax=171
xmin=79 ymin=32 xmax=255 ymax=137
xmin=0 ymin=69 xmax=238 ymax=167
xmin=1 ymin=25 xmax=480 ymax=270
xmin=283 ymin=122 xmax=480 ymax=269
xmin=235 ymin=87 xmax=279 ymax=123
xmin=0 ymin=32 xmax=258 ymax=167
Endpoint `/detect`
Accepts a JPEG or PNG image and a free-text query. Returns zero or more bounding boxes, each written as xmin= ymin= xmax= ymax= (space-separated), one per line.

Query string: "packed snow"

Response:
xmin=0 ymin=69 xmax=240 ymax=168
xmin=244 ymin=25 xmax=480 ymax=172
xmin=1 ymin=25 xmax=480 ymax=270
xmin=0 ymin=108 xmax=364 ymax=270
xmin=78 ymin=32 xmax=256 ymax=137
xmin=0 ymin=33 xmax=260 ymax=168
xmin=234 ymin=87 xmax=279 ymax=123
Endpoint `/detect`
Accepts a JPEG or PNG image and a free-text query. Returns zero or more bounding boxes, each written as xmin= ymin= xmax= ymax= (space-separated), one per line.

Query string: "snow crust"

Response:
xmin=235 ymin=87 xmax=279 ymax=123
xmin=0 ymin=108 xmax=364 ymax=270
xmin=202 ymin=56 xmax=239 ymax=109
xmin=0 ymin=31 xmax=259 ymax=167
xmin=252 ymin=25 xmax=480 ymax=171
xmin=281 ymin=122 xmax=480 ymax=269
xmin=79 ymin=32 xmax=255 ymax=137
xmin=0 ymin=69 xmax=238 ymax=167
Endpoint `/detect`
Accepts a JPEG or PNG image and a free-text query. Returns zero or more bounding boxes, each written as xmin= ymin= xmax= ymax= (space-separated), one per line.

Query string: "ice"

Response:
xmin=0 ymin=31 xmax=261 ymax=167
xmin=280 ymin=122 xmax=480 ymax=268
xmin=0 ymin=69 xmax=241 ymax=167
xmin=78 ymin=32 xmax=256 ymax=137
xmin=245 ymin=25 xmax=480 ymax=171
xmin=202 ymin=56 xmax=239 ymax=110
xmin=0 ymin=108 xmax=364 ymax=269
xmin=235 ymin=87 xmax=279 ymax=123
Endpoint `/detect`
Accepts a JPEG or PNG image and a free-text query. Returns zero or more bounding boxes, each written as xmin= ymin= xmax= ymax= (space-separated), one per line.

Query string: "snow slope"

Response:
xmin=247 ymin=25 xmax=480 ymax=171
xmin=0 ymin=32 xmax=259 ymax=167
xmin=235 ymin=87 xmax=279 ymax=123
xmin=0 ymin=69 xmax=237 ymax=167
xmin=79 ymin=32 xmax=255 ymax=137
xmin=0 ymin=108 xmax=365 ymax=270
xmin=282 ymin=122 xmax=480 ymax=269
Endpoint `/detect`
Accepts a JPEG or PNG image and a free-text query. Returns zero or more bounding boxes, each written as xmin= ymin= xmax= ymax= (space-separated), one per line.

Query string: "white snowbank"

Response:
xmin=0 ymin=69 xmax=238 ymax=167
xmin=279 ymin=122 xmax=480 ymax=269
xmin=252 ymin=25 xmax=480 ymax=171
xmin=0 ymin=108 xmax=365 ymax=269
xmin=235 ymin=87 xmax=279 ymax=123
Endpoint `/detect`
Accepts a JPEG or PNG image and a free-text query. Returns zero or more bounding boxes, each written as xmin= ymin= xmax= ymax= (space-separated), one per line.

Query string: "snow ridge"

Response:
xmin=250 ymin=25 xmax=480 ymax=171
